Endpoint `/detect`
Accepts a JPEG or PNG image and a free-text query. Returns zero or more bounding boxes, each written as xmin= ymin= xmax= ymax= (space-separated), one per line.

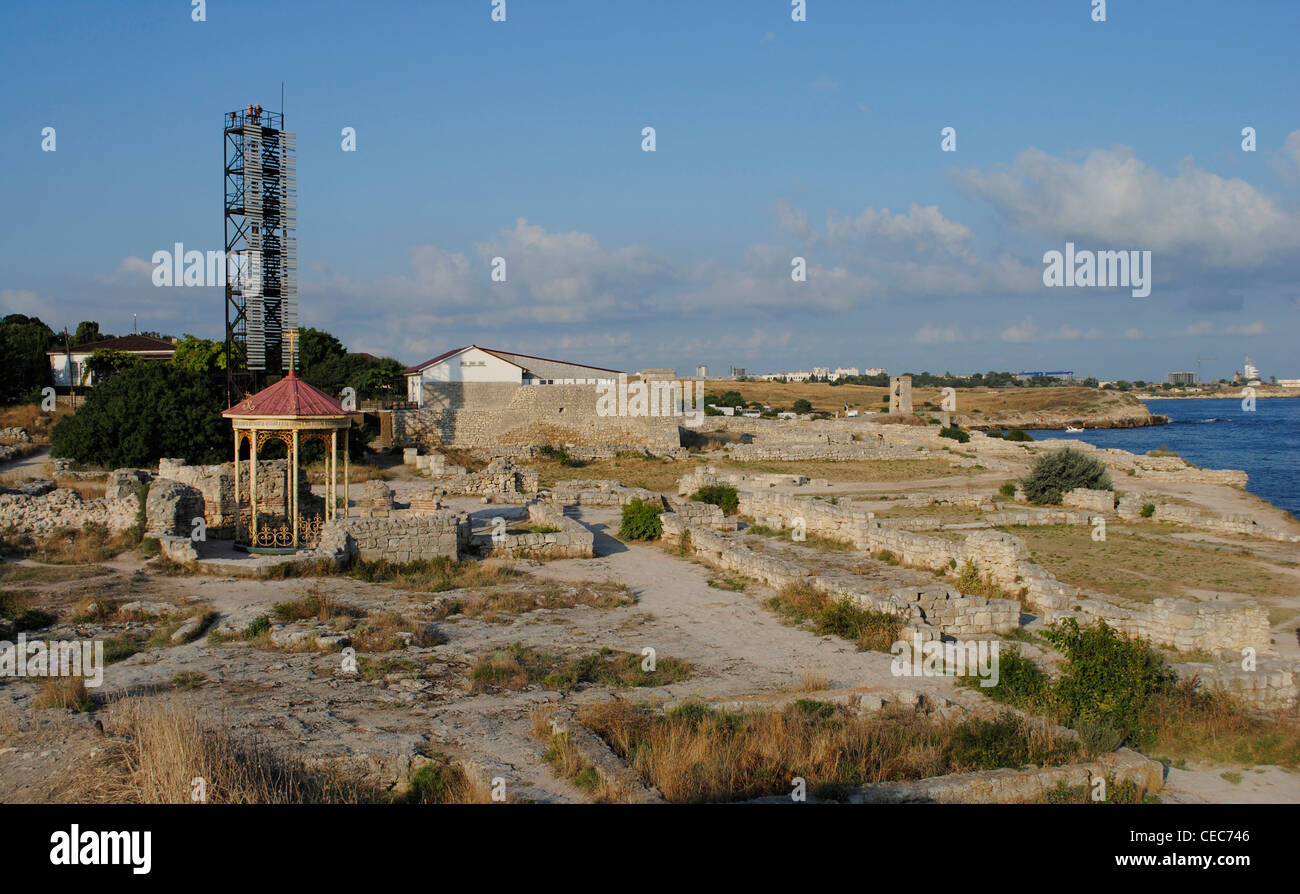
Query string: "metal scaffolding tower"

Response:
xmin=224 ymin=104 xmax=297 ymax=403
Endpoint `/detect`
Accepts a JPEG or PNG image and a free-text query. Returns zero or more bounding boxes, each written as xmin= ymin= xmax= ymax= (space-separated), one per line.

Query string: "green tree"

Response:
xmin=298 ymin=327 xmax=347 ymax=371
xmin=73 ymin=321 xmax=107 ymax=345
xmin=792 ymin=398 xmax=813 ymax=414
xmin=0 ymin=314 xmax=55 ymax=403
xmin=50 ymin=364 xmax=228 ymax=467
xmin=82 ymin=350 xmax=141 ymax=385
xmin=171 ymin=334 xmax=228 ymax=375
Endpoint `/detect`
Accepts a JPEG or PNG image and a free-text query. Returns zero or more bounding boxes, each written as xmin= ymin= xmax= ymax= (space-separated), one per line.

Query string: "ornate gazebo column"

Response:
xmin=292 ymin=428 xmax=300 ymax=547
xmin=250 ymin=427 xmax=259 ymax=542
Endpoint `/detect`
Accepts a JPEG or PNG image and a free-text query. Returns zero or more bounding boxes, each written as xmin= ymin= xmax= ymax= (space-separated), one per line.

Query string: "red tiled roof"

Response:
xmin=223 ymin=371 xmax=349 ymax=417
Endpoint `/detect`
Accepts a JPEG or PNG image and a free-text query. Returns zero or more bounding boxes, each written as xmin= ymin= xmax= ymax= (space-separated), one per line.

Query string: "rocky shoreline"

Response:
xmin=963 ymin=412 xmax=1168 ymax=432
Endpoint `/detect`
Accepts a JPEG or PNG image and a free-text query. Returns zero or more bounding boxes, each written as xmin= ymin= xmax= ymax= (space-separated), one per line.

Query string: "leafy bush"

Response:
xmin=50 ymin=363 xmax=227 ymax=467
xmin=619 ymin=498 xmax=663 ymax=540
xmin=1043 ymin=619 xmax=1177 ymax=747
xmin=1140 ymin=503 xmax=1156 ymax=518
xmin=792 ymin=398 xmax=813 ymax=414
xmin=1004 ymin=429 xmax=1033 ymax=442
xmin=939 ymin=425 xmax=970 ymax=443
xmin=998 ymin=481 xmax=1017 ymax=498
xmin=1020 ymin=447 xmax=1112 ymax=505
xmin=690 ymin=484 xmax=739 ymax=515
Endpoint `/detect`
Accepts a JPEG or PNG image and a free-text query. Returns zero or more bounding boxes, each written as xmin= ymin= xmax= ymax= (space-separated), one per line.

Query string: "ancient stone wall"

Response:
xmin=1061 ymin=488 xmax=1116 ymax=514
xmin=394 ymin=383 xmax=683 ymax=453
xmin=326 ymin=512 xmax=472 ymax=563
xmin=0 ymin=487 xmax=138 ymax=535
xmin=482 ymin=502 xmax=594 ymax=559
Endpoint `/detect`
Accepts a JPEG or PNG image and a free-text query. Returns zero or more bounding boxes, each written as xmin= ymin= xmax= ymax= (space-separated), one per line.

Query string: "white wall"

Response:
xmin=420 ymin=347 xmax=523 ymax=385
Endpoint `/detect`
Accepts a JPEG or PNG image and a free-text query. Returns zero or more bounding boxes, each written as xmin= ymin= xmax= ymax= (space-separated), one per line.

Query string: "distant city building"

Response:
xmin=695 ymin=365 xmax=709 ymax=378
xmin=636 ymin=368 xmax=677 ymax=381
xmin=863 ymin=367 xmax=887 ymax=377
xmin=1167 ymin=371 xmax=1197 ymax=386
xmin=812 ymin=366 xmax=831 ymax=379
xmin=832 ymin=367 xmax=860 ymax=379
xmin=1277 ymin=379 xmax=1300 ymax=388
xmin=1014 ymin=370 xmax=1076 ymax=382
xmin=1243 ymin=355 xmax=1262 ymax=385
xmin=729 ymin=366 xmax=746 ymax=378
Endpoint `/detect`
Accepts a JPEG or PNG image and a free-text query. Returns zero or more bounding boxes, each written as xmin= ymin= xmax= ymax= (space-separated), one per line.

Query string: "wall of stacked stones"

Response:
xmin=393 ymin=383 xmax=682 ymax=452
xmin=326 ymin=512 xmax=471 ymax=563
xmin=0 ymin=487 xmax=138 ymax=535
xmin=1174 ymin=655 xmax=1298 ymax=712
xmin=545 ymin=479 xmax=666 ymax=508
xmin=1061 ymin=597 xmax=1271 ymax=654
xmin=484 ymin=502 xmax=594 ymax=559
xmin=735 ymin=488 xmax=1271 ymax=654
xmin=660 ymin=517 xmax=1017 ymax=637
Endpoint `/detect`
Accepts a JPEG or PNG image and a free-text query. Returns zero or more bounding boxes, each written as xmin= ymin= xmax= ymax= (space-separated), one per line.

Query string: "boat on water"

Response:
xmin=1065 ymin=426 xmax=1085 ymax=432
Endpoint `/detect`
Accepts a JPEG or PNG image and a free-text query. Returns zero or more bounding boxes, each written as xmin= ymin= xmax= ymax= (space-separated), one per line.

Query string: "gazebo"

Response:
xmin=222 ymin=369 xmax=357 ymax=551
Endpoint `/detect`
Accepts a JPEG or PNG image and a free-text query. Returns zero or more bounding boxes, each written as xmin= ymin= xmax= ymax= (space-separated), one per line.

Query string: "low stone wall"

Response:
xmin=325 ymin=512 xmax=472 ymax=563
xmin=660 ymin=518 xmax=1018 ymax=638
xmin=1111 ymin=493 xmax=1300 ymax=542
xmin=677 ymin=465 xmax=809 ymax=496
xmin=482 ymin=502 xmax=594 ymax=559
xmin=0 ymin=487 xmax=138 ymax=535
xmin=736 ymin=488 xmax=1270 ymax=654
xmin=1061 ymin=487 xmax=1115 ymax=514
xmin=1174 ymin=656 xmax=1299 ymax=712
xmin=829 ymin=748 xmax=1163 ymax=804
xmin=663 ymin=497 xmax=738 ymax=531
xmin=545 ymin=479 xmax=666 ymax=509
xmin=1057 ymin=597 xmax=1272 ymax=655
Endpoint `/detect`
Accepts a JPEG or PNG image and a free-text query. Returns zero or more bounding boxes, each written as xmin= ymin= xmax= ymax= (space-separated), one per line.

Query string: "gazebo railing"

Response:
xmin=238 ymin=511 xmax=325 ymax=549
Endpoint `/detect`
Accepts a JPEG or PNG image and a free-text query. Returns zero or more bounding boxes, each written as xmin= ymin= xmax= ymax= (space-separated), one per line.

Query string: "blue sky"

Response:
xmin=2 ymin=0 xmax=1298 ymax=381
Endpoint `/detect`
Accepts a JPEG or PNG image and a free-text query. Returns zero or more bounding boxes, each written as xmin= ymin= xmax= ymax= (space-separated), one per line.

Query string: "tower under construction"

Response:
xmin=223 ymin=103 xmax=297 ymax=403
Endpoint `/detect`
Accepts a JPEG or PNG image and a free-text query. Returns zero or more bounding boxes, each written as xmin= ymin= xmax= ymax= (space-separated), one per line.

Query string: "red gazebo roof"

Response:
xmin=223 ymin=371 xmax=349 ymax=417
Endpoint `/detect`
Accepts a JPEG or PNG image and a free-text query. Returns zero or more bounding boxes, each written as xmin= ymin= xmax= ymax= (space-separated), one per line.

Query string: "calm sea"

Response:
xmin=1024 ymin=397 xmax=1300 ymax=520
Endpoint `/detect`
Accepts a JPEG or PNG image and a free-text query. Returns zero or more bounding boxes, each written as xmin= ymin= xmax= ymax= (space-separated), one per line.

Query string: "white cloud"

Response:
xmin=953 ymin=146 xmax=1300 ymax=267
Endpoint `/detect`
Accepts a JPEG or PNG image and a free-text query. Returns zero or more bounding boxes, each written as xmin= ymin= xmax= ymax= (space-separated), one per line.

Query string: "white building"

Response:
xmin=404 ymin=345 xmax=621 ymax=407
xmin=47 ymin=334 xmax=176 ymax=388
xmin=833 ymin=367 xmax=860 ymax=379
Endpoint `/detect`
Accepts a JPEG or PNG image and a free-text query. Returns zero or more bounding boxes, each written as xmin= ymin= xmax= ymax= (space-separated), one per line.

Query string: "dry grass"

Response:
xmin=709 ymin=382 xmax=1139 ymax=420
xmin=349 ymin=556 xmax=523 ymax=593
xmin=430 ymin=579 xmax=635 ymax=623
xmin=798 ymin=671 xmax=832 ymax=692
xmin=2 ymin=523 xmax=138 ymax=565
xmin=763 ymin=583 xmax=904 ymax=652
xmin=529 ymin=706 xmax=630 ymax=802
xmin=0 ymin=403 xmax=71 ymax=442
xmin=578 ymin=700 xmax=1081 ymax=803
xmin=1148 ymin=690 xmax=1300 ymax=768
xmin=52 ymin=477 xmax=107 ymax=500
xmin=529 ymin=454 xmax=699 ymax=492
xmin=34 ymin=677 xmax=93 ymax=712
xmin=722 ymin=457 xmax=976 ymax=484
xmin=998 ymin=523 xmax=1300 ymax=603
xmin=69 ymin=696 xmax=384 ymax=803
